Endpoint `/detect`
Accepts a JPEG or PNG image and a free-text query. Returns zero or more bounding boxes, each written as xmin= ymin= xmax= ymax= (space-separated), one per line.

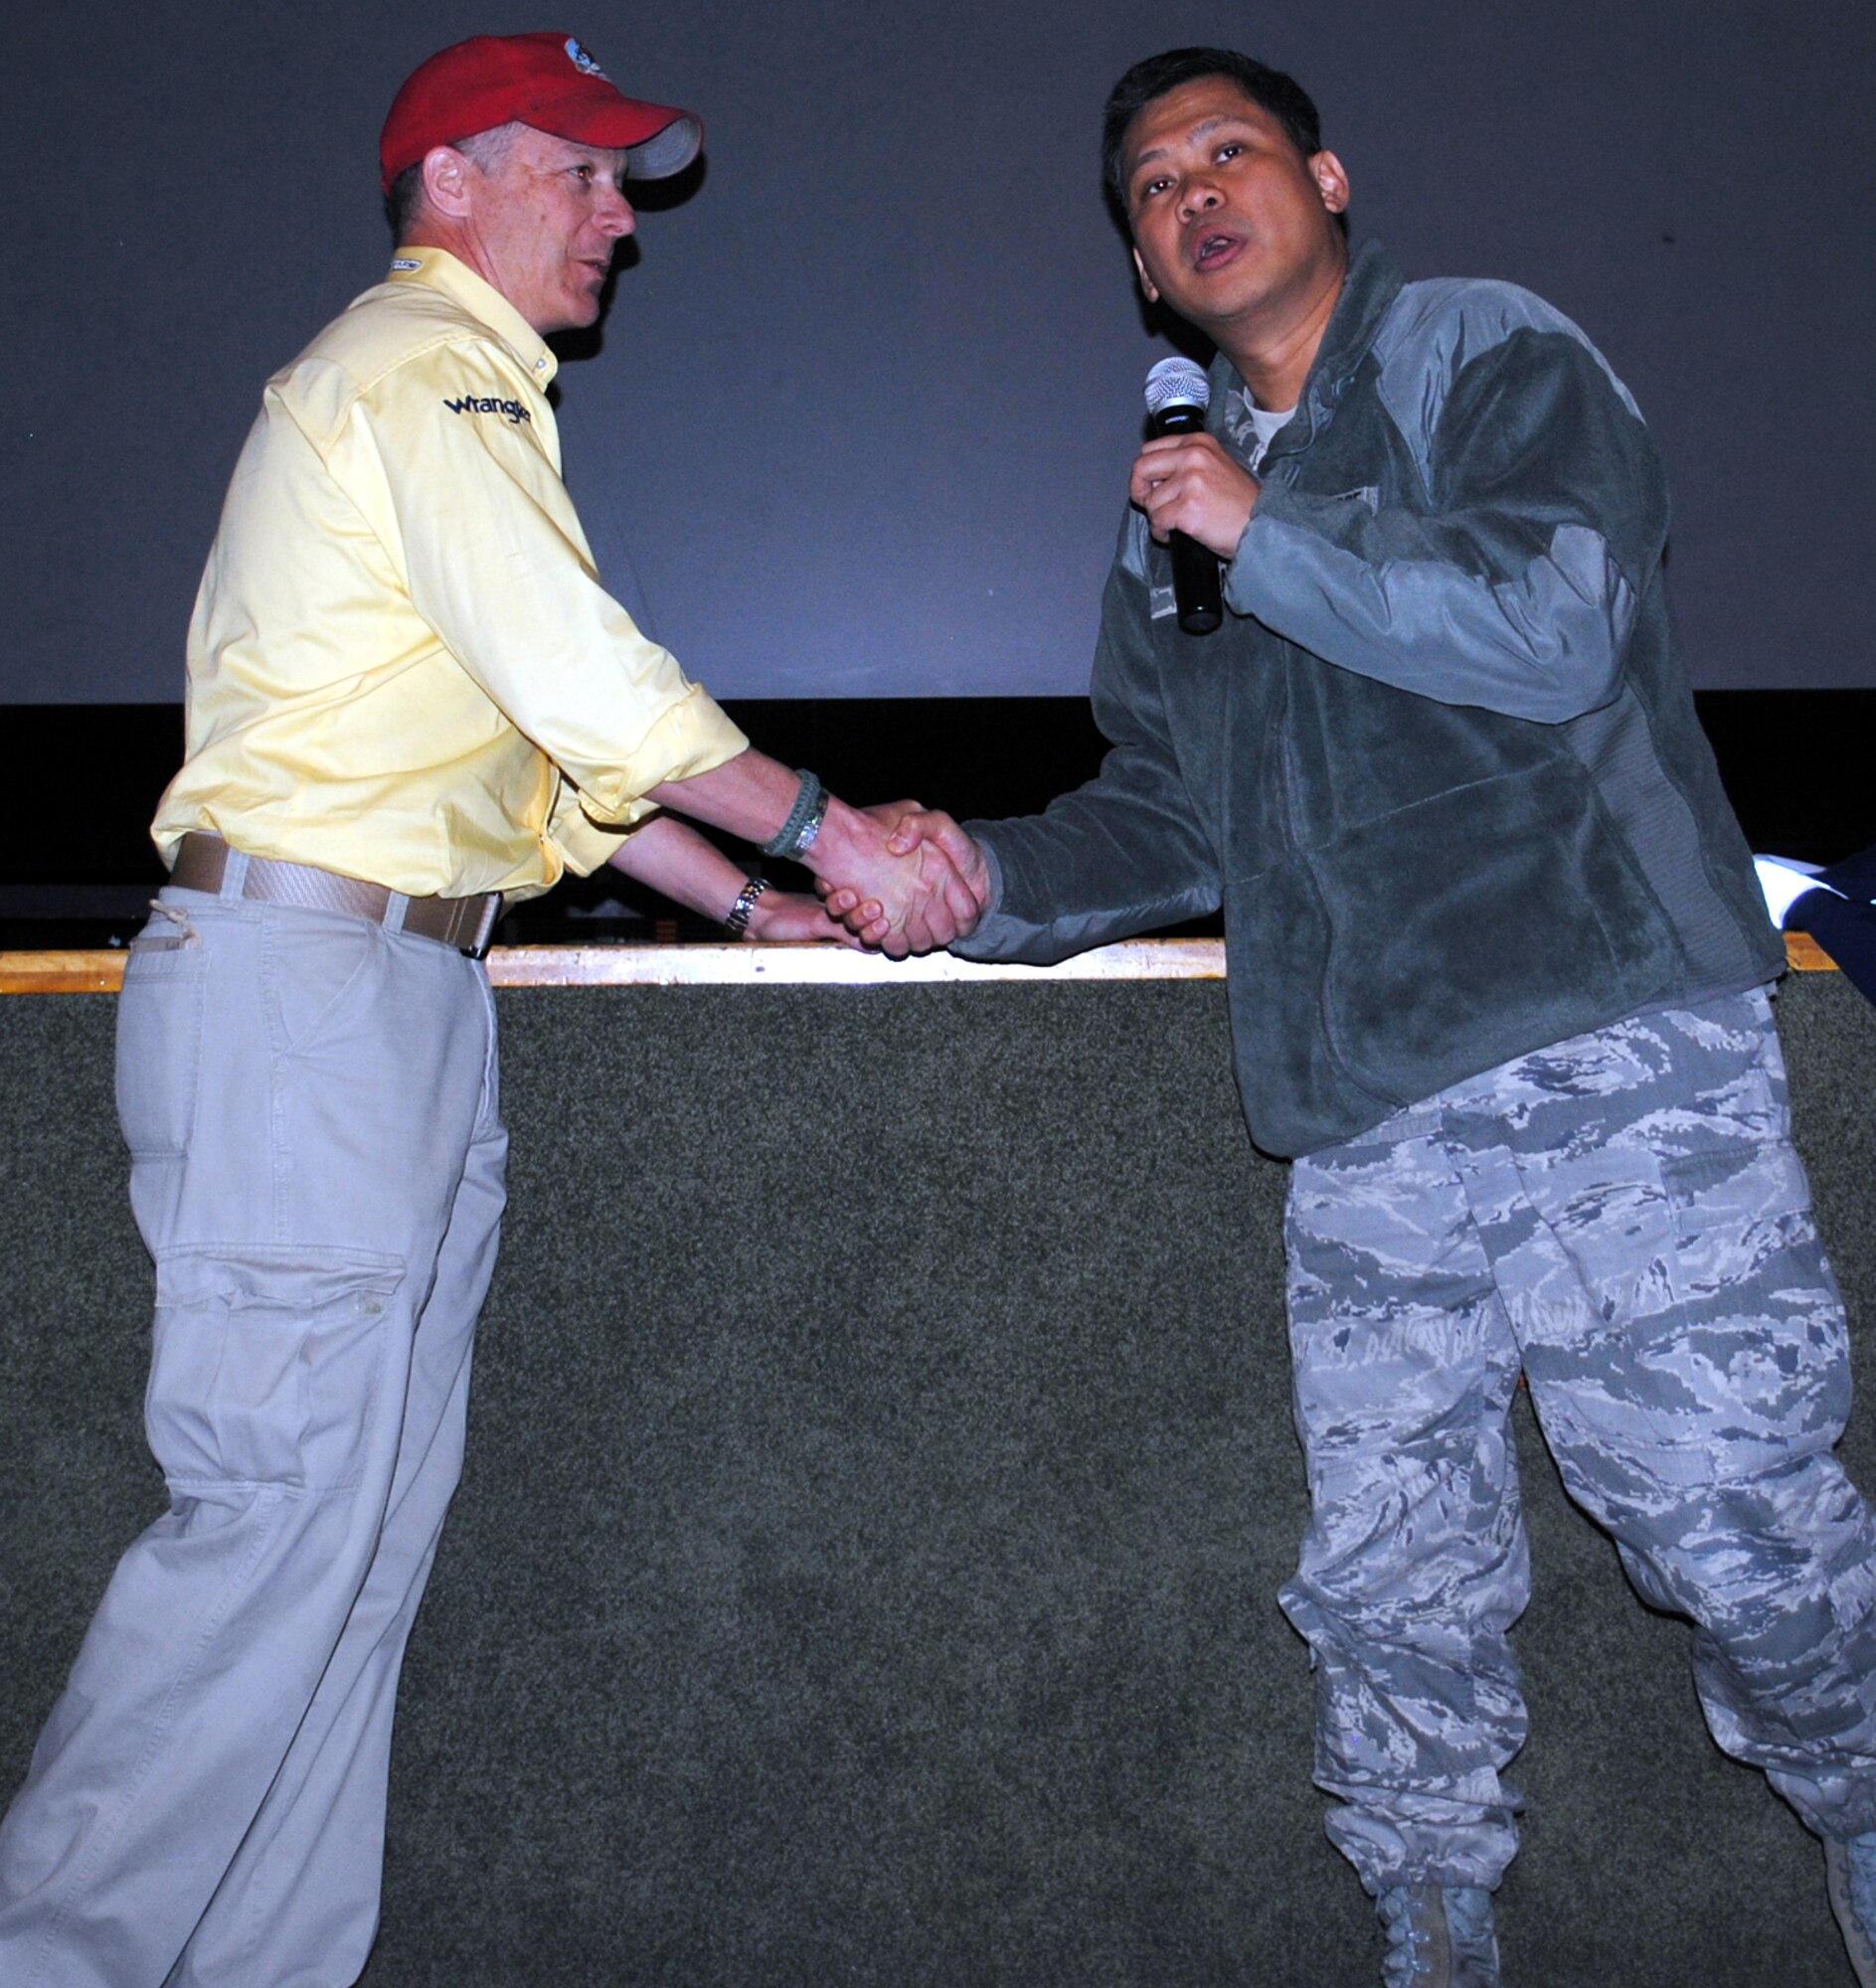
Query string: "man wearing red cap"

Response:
xmin=0 ymin=32 xmax=985 ymax=1988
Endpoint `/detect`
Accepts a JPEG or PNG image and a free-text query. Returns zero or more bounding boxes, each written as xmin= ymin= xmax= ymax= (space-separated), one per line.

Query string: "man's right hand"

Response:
xmin=1129 ymin=430 xmax=1260 ymax=559
xmin=815 ymin=801 xmax=989 ymax=955
xmin=646 ymin=751 xmax=988 ymax=957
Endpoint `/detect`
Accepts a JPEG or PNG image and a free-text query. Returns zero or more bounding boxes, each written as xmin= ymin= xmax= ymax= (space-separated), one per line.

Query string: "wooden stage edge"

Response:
xmin=0 ymin=933 xmax=1836 ymax=996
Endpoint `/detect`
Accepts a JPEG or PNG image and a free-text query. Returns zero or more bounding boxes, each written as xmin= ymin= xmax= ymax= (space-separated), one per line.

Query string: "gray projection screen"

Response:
xmin=5 ymin=0 xmax=1872 ymax=702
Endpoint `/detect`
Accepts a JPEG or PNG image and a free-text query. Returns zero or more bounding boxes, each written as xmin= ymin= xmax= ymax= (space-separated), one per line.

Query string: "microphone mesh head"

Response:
xmin=1144 ymin=356 xmax=1210 ymax=418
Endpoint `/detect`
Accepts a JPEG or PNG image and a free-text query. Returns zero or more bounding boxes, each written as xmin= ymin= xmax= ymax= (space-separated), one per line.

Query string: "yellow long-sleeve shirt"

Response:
xmin=154 ymin=247 xmax=748 ymax=902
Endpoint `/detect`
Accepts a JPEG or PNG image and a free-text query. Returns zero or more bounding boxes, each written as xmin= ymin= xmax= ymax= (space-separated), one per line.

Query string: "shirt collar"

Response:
xmin=1210 ymin=239 xmax=1403 ymax=462
xmin=386 ymin=247 xmax=559 ymax=389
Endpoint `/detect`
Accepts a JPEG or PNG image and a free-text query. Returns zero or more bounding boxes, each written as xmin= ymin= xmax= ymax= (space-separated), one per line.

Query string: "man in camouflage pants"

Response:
xmin=1283 ymin=993 xmax=1876 ymax=1980
xmin=862 ymin=42 xmax=1876 ymax=1988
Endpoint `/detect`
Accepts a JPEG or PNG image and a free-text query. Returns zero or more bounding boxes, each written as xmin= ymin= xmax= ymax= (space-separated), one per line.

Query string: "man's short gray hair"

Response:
xmin=383 ymin=121 xmax=525 ymax=242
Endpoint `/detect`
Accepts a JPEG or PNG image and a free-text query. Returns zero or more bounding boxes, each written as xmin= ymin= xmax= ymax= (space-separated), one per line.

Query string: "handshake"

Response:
xmin=638 ymin=756 xmax=990 ymax=958
xmin=810 ymin=798 xmax=989 ymax=958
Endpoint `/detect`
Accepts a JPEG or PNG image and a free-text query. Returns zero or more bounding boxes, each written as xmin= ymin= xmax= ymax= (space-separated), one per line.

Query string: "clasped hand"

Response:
xmin=816 ymin=801 xmax=989 ymax=957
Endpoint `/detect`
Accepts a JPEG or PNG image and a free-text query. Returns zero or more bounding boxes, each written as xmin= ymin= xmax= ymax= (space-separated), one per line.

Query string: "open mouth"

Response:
xmin=1193 ymin=232 xmax=1243 ymax=273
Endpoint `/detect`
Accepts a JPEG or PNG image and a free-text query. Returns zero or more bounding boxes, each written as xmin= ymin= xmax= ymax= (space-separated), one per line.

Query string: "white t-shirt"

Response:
xmin=1243 ymin=402 xmax=1294 ymax=472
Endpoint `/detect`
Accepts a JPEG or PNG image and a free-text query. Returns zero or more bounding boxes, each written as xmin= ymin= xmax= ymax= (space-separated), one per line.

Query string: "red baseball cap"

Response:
xmin=380 ymin=32 xmax=702 ymax=192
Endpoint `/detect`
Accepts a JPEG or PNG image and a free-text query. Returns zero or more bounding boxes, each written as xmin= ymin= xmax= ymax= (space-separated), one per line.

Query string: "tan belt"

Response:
xmin=170 ymin=834 xmax=504 ymax=958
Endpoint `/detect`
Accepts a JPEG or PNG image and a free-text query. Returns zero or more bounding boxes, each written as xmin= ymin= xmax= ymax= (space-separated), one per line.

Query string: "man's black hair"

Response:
xmin=1101 ymin=48 xmax=1326 ymax=214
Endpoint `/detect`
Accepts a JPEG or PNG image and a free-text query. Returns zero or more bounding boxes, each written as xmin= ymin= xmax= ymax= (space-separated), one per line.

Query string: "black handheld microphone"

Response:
xmin=1143 ymin=357 xmax=1223 ymax=636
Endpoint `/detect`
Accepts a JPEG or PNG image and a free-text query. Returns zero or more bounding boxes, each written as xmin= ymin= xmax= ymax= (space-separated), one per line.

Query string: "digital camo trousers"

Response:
xmin=1279 ymin=988 xmax=1876 ymax=1893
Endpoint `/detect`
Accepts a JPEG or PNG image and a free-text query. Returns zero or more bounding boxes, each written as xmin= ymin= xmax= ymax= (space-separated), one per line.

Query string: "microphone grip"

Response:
xmin=1150 ymin=405 xmax=1223 ymax=637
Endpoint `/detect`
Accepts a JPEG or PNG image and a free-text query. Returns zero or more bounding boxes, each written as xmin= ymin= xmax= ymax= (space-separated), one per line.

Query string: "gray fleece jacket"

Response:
xmin=954 ymin=241 xmax=1782 ymax=1157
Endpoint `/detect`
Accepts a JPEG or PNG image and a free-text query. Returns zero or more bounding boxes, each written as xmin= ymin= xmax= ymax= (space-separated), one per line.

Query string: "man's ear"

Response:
xmin=1310 ymin=148 xmax=1351 ymax=216
xmin=421 ymin=145 xmax=476 ymax=223
xmin=1131 ymin=245 xmax=1160 ymax=306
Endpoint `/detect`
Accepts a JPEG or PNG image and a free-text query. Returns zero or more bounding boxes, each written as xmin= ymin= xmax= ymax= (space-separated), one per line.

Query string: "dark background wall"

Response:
xmin=6 ymin=0 xmax=1874 ymax=704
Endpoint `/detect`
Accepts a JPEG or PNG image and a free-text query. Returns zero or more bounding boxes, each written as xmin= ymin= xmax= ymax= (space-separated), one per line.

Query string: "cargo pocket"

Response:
xmin=115 ymin=923 xmax=208 ymax=1159
xmin=1657 ymin=1131 xmax=1850 ymax=1465
xmin=1513 ymin=1137 xmax=1710 ymax=1482
xmin=146 ymin=1245 xmax=407 ymax=1492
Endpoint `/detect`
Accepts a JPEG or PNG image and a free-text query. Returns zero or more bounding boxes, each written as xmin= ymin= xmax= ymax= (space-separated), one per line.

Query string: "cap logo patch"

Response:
xmin=564 ymin=39 xmax=607 ymax=78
